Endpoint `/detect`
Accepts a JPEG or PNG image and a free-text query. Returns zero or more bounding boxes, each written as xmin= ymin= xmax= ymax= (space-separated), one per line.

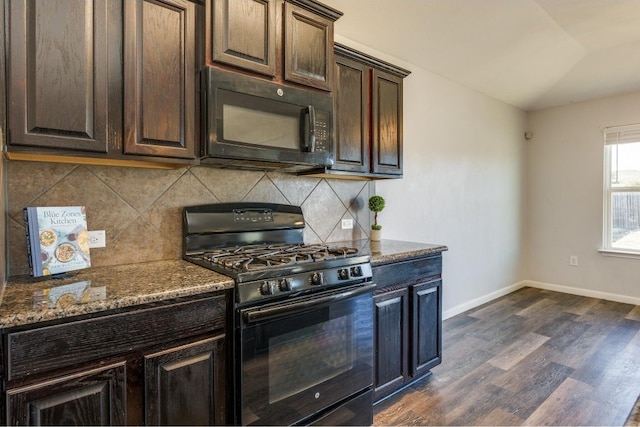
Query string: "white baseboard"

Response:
xmin=442 ymin=280 xmax=640 ymax=321
xmin=524 ymin=280 xmax=640 ymax=306
xmin=442 ymin=281 xmax=528 ymax=320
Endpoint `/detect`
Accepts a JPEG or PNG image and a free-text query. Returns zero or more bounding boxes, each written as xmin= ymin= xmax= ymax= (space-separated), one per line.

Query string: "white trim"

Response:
xmin=442 ymin=281 xmax=527 ymax=320
xmin=603 ymin=123 xmax=640 ymax=145
xmin=602 ymin=123 xmax=640 ymax=134
xmin=598 ymin=249 xmax=640 ymax=259
xmin=602 ymin=142 xmax=640 ymax=252
xmin=524 ymin=280 xmax=640 ymax=306
xmin=443 ymin=280 xmax=640 ymax=321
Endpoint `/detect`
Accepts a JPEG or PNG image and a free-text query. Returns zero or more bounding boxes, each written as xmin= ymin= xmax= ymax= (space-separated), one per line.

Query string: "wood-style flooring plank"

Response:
xmin=487 ymin=332 xmax=549 ymax=371
xmin=523 ymin=377 xmax=596 ymax=426
xmin=373 ymin=287 xmax=640 ymax=426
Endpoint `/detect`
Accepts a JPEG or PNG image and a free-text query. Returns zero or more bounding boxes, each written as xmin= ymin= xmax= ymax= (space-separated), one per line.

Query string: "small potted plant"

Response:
xmin=368 ymin=195 xmax=385 ymax=241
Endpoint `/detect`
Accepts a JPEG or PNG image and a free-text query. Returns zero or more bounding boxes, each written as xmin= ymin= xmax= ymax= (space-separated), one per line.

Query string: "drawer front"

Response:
xmin=373 ymin=255 xmax=442 ymax=291
xmin=7 ymin=295 xmax=226 ymax=382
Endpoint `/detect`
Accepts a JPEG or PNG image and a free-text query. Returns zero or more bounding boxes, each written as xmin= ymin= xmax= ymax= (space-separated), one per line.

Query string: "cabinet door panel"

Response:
xmin=8 ymin=0 xmax=108 ymax=152
xmin=145 ymin=336 xmax=226 ymax=426
xmin=210 ymin=0 xmax=276 ymax=76
xmin=124 ymin=0 xmax=197 ymax=159
xmin=372 ymin=69 xmax=403 ymax=175
xmin=6 ymin=362 xmax=126 ymax=426
xmin=373 ymin=287 xmax=409 ymax=402
xmin=333 ymin=56 xmax=369 ymax=173
xmin=284 ymin=3 xmax=333 ymax=91
xmin=411 ymin=281 xmax=442 ymax=377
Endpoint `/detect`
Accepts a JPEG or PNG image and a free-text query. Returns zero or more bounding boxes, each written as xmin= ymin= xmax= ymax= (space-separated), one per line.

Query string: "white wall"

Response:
xmin=336 ymin=36 xmax=528 ymax=317
xmin=527 ymin=92 xmax=640 ymax=302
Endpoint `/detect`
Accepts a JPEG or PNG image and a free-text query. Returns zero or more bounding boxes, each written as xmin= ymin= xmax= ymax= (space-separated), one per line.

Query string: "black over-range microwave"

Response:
xmin=202 ymin=68 xmax=334 ymax=171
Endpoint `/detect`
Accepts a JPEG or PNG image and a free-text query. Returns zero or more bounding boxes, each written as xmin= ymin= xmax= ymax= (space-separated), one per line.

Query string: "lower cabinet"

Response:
xmin=2 ymin=292 xmax=230 ymax=426
xmin=145 ymin=336 xmax=226 ymax=426
xmin=6 ymin=363 xmax=127 ymax=426
xmin=372 ymin=256 xmax=443 ymax=403
xmin=373 ymin=287 xmax=409 ymax=399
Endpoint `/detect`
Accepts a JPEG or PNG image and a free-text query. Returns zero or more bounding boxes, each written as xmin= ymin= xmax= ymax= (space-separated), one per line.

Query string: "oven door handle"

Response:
xmin=244 ymin=284 xmax=376 ymax=324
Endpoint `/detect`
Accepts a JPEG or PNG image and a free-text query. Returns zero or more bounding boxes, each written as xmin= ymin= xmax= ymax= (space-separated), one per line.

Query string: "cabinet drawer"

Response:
xmin=373 ymin=255 xmax=442 ymax=291
xmin=7 ymin=295 xmax=226 ymax=382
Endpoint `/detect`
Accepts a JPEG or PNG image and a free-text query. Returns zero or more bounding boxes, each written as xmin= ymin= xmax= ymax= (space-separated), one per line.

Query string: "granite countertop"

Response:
xmin=0 ymin=260 xmax=234 ymax=329
xmin=0 ymin=240 xmax=446 ymax=330
xmin=366 ymin=239 xmax=448 ymax=265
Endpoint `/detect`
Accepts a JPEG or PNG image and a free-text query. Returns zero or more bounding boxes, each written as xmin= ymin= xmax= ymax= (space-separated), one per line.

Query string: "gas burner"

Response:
xmin=200 ymin=243 xmax=360 ymax=273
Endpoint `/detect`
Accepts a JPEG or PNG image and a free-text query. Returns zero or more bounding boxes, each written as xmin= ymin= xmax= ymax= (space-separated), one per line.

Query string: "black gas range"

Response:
xmin=183 ymin=203 xmax=373 ymax=306
xmin=183 ymin=203 xmax=374 ymax=426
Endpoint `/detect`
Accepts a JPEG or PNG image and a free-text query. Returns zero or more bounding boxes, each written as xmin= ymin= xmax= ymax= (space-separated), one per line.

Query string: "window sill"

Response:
xmin=598 ymin=249 xmax=640 ymax=259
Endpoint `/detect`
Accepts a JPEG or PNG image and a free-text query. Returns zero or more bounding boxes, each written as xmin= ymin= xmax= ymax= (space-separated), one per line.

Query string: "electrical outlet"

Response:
xmin=569 ymin=255 xmax=578 ymax=266
xmin=88 ymin=230 xmax=106 ymax=248
xmin=341 ymin=219 xmax=354 ymax=230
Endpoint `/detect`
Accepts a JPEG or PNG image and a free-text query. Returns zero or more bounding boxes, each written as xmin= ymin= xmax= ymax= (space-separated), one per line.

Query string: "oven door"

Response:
xmin=237 ymin=284 xmax=375 ymax=426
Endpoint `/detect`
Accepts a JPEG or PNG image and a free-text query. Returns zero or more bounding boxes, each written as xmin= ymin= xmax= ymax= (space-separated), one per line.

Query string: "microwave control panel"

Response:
xmin=315 ymin=110 xmax=330 ymax=153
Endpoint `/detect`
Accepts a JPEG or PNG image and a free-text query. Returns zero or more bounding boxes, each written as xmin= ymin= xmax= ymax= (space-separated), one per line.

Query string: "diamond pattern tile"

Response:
xmin=327 ymin=179 xmax=368 ymax=209
xmin=30 ymin=167 xmax=140 ymax=240
xmin=8 ymin=218 xmax=29 ymax=276
xmin=144 ymin=171 xmax=218 ymax=248
xmin=269 ymin=172 xmax=320 ymax=206
xmin=91 ymin=217 xmax=179 ymax=267
xmin=242 ymin=176 xmax=288 ymax=204
xmin=6 ymin=161 xmax=373 ymax=275
xmin=326 ymin=211 xmax=368 ymax=243
xmin=301 ymin=180 xmax=346 ymax=241
xmin=89 ymin=165 xmax=187 ymax=213
xmin=7 ymin=161 xmax=76 ymax=219
xmin=191 ymin=166 xmax=264 ymax=202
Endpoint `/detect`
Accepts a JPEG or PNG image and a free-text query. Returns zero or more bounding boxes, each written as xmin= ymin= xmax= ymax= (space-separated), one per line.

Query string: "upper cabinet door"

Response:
xmin=209 ymin=0 xmax=276 ymax=77
xmin=123 ymin=0 xmax=197 ymax=159
xmin=333 ymin=55 xmax=370 ymax=173
xmin=284 ymin=2 xmax=334 ymax=91
xmin=8 ymin=0 xmax=109 ymax=153
xmin=371 ymin=69 xmax=403 ymax=175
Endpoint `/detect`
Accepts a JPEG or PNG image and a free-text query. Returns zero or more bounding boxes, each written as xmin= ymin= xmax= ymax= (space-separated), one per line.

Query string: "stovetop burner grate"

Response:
xmin=201 ymin=243 xmax=360 ymax=273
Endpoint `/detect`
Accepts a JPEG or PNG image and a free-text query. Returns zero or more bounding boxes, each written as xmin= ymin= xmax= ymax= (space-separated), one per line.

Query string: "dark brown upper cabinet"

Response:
xmin=372 ymin=68 xmax=404 ymax=175
xmin=123 ymin=0 xmax=198 ymax=160
xmin=333 ymin=54 xmax=370 ymax=174
xmin=209 ymin=0 xmax=277 ymax=77
xmin=331 ymin=44 xmax=410 ymax=178
xmin=7 ymin=0 xmax=110 ymax=153
xmin=283 ymin=1 xmax=335 ymax=91
xmin=207 ymin=0 xmax=341 ymax=91
xmin=6 ymin=0 xmax=199 ymax=166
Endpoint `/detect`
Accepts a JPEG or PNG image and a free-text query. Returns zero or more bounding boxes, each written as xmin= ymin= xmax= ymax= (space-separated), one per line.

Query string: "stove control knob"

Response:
xmin=310 ymin=272 xmax=323 ymax=286
xmin=260 ymin=281 xmax=276 ymax=295
xmin=278 ymin=278 xmax=292 ymax=292
xmin=350 ymin=266 xmax=363 ymax=277
xmin=338 ymin=269 xmax=349 ymax=280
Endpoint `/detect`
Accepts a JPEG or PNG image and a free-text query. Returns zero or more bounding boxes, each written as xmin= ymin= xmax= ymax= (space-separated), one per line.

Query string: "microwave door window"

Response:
xmin=223 ymin=104 xmax=299 ymax=150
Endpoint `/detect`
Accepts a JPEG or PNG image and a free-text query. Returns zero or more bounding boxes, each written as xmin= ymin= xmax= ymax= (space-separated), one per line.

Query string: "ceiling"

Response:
xmin=323 ymin=0 xmax=640 ymax=111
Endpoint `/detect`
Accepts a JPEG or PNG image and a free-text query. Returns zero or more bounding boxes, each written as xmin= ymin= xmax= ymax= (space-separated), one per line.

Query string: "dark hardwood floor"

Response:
xmin=374 ymin=286 xmax=640 ymax=426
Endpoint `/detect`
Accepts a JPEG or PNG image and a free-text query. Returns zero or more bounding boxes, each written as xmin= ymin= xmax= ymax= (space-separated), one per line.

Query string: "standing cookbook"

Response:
xmin=23 ymin=206 xmax=91 ymax=277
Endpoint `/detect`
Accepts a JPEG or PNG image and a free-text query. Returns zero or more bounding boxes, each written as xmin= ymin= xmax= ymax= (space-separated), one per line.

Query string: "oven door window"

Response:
xmin=239 ymin=290 xmax=373 ymax=426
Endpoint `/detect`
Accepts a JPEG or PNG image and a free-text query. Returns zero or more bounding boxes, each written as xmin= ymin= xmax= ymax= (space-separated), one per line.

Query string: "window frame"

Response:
xmin=601 ymin=124 xmax=640 ymax=259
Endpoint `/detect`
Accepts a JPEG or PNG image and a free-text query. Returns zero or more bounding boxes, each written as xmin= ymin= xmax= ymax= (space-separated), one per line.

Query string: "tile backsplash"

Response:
xmin=7 ymin=161 xmax=374 ymax=277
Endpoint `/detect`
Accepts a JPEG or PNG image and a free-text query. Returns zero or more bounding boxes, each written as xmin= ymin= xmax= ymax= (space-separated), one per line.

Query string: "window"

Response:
xmin=603 ymin=124 xmax=640 ymax=254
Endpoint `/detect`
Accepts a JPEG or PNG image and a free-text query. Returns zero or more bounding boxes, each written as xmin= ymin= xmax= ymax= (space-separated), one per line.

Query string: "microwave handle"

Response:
xmin=302 ymin=105 xmax=316 ymax=152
